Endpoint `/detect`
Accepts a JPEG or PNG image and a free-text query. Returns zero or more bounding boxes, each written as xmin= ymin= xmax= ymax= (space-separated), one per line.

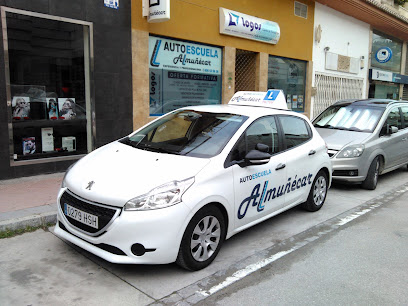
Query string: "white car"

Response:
xmin=54 ymin=90 xmax=332 ymax=271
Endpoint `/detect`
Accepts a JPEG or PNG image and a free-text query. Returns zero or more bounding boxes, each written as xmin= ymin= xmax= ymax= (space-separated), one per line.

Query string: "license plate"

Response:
xmin=64 ymin=203 xmax=99 ymax=229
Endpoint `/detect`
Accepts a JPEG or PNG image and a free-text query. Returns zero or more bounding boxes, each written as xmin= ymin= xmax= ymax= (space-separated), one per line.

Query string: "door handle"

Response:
xmin=308 ymin=150 xmax=316 ymax=155
xmin=402 ymin=137 xmax=407 ymax=141
xmin=275 ymin=163 xmax=286 ymax=170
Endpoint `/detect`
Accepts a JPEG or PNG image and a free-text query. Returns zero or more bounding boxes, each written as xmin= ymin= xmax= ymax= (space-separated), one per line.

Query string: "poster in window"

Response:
xmin=41 ymin=127 xmax=54 ymax=152
xmin=62 ymin=136 xmax=76 ymax=152
xmin=12 ymin=96 xmax=30 ymax=119
xmin=286 ymin=94 xmax=292 ymax=109
xmin=58 ymin=98 xmax=76 ymax=120
xmin=298 ymin=95 xmax=304 ymax=108
xmin=22 ymin=137 xmax=36 ymax=155
xmin=292 ymin=95 xmax=298 ymax=110
xmin=287 ymin=63 xmax=299 ymax=84
xmin=46 ymin=98 xmax=59 ymax=120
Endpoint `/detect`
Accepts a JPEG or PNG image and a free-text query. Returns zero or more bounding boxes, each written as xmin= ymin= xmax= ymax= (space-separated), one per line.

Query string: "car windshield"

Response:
xmin=121 ymin=109 xmax=248 ymax=158
xmin=313 ymin=105 xmax=384 ymax=133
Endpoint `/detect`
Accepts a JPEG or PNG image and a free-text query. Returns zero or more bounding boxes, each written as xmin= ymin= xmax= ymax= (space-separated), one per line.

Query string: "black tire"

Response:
xmin=361 ymin=156 xmax=380 ymax=190
xmin=176 ymin=205 xmax=226 ymax=271
xmin=301 ymin=170 xmax=328 ymax=212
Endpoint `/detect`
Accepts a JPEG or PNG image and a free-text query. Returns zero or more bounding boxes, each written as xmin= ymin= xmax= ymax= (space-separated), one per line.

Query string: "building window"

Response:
xmin=148 ymin=36 xmax=222 ymax=116
xmin=2 ymin=7 xmax=93 ymax=164
xmin=268 ymin=56 xmax=306 ymax=112
xmin=371 ymin=31 xmax=402 ymax=73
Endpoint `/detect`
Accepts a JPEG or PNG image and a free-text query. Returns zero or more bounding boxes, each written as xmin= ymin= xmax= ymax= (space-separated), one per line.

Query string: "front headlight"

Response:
xmin=124 ymin=177 xmax=195 ymax=211
xmin=337 ymin=144 xmax=365 ymax=158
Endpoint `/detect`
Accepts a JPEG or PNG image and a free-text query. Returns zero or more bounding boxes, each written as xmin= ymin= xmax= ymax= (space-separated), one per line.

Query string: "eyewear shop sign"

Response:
xmin=149 ymin=36 xmax=222 ymax=115
xmin=219 ymin=8 xmax=280 ymax=44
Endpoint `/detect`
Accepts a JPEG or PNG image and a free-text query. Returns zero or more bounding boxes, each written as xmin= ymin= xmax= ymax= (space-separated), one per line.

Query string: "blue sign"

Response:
xmin=264 ymin=90 xmax=280 ymax=101
xmin=104 ymin=0 xmax=119 ymax=9
xmin=375 ymin=47 xmax=392 ymax=63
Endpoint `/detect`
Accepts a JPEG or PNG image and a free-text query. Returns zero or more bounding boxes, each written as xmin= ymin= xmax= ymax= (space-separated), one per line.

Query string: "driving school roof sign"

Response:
xmin=219 ymin=8 xmax=280 ymax=44
xmin=229 ymin=90 xmax=288 ymax=110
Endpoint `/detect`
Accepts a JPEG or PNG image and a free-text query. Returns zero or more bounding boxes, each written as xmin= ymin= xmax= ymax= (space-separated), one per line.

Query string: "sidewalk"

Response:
xmin=0 ymin=172 xmax=64 ymax=231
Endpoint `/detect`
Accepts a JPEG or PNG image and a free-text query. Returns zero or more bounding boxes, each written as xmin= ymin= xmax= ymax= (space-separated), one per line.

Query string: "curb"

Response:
xmin=0 ymin=211 xmax=57 ymax=232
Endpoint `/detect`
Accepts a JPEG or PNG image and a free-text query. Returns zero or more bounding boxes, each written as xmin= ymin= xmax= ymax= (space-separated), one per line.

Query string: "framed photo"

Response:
xmin=62 ymin=136 xmax=76 ymax=152
xmin=46 ymin=98 xmax=59 ymax=120
xmin=12 ymin=96 xmax=30 ymax=119
xmin=41 ymin=127 xmax=54 ymax=152
xmin=58 ymin=98 xmax=76 ymax=120
xmin=22 ymin=137 xmax=36 ymax=155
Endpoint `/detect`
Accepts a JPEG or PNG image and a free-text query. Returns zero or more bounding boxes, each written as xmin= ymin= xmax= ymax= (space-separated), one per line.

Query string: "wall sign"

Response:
xmin=148 ymin=0 xmax=170 ymax=23
xmin=219 ymin=8 xmax=280 ymax=44
xmin=149 ymin=36 xmax=222 ymax=115
xmin=375 ymin=47 xmax=392 ymax=63
xmin=370 ymin=69 xmax=408 ymax=84
xmin=104 ymin=0 xmax=119 ymax=9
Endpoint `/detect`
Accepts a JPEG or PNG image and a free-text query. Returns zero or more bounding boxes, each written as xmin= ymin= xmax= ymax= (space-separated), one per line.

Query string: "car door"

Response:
xmin=277 ymin=115 xmax=318 ymax=207
xmin=227 ymin=116 xmax=288 ymax=229
xmin=380 ymin=107 xmax=405 ymax=168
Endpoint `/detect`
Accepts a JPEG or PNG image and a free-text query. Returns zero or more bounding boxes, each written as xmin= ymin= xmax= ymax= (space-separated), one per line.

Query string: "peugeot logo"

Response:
xmin=86 ymin=181 xmax=95 ymax=190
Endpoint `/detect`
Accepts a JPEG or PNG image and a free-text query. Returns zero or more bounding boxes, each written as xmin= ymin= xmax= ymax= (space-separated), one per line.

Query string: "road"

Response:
xmin=0 ymin=167 xmax=408 ymax=305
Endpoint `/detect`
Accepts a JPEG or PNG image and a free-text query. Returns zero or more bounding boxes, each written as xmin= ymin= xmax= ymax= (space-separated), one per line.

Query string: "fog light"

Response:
xmin=349 ymin=171 xmax=355 ymax=176
xmin=131 ymin=243 xmax=146 ymax=256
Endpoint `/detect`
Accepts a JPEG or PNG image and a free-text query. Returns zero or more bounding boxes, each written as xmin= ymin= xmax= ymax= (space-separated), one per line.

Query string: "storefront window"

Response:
xmin=268 ymin=56 xmax=306 ymax=112
xmin=368 ymin=83 xmax=399 ymax=99
xmin=148 ymin=36 xmax=222 ymax=116
xmin=371 ymin=31 xmax=402 ymax=73
xmin=3 ymin=9 xmax=92 ymax=163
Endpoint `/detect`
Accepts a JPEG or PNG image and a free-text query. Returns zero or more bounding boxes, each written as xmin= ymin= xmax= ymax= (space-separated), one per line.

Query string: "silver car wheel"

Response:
xmin=313 ymin=175 xmax=327 ymax=206
xmin=190 ymin=216 xmax=221 ymax=262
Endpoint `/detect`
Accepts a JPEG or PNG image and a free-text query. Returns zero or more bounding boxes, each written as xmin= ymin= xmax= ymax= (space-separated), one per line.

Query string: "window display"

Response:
xmin=268 ymin=56 xmax=306 ymax=112
xmin=371 ymin=31 xmax=402 ymax=73
xmin=4 ymin=10 xmax=92 ymax=163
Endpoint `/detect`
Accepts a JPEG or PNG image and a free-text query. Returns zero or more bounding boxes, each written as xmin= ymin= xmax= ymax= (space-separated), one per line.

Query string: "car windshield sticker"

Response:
xmin=238 ymin=173 xmax=313 ymax=219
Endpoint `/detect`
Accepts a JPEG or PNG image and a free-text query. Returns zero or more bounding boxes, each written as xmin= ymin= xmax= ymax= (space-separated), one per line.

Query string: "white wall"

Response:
xmin=312 ymin=3 xmax=371 ymax=91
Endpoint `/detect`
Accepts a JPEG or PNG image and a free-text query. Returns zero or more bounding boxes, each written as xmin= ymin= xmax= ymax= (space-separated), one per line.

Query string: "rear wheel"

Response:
xmin=176 ymin=206 xmax=226 ymax=271
xmin=301 ymin=170 xmax=328 ymax=212
xmin=361 ymin=156 xmax=380 ymax=190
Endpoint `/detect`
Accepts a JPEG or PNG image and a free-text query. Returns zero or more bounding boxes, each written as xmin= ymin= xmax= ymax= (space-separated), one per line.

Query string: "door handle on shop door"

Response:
xmin=308 ymin=150 xmax=316 ymax=155
xmin=275 ymin=163 xmax=286 ymax=170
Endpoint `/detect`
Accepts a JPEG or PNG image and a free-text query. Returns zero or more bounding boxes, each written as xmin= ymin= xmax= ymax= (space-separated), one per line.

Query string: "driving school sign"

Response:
xmin=219 ymin=8 xmax=280 ymax=44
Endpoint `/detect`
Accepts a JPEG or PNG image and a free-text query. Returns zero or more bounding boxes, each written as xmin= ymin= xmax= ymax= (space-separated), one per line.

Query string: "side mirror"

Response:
xmin=245 ymin=143 xmax=271 ymax=166
xmin=387 ymin=124 xmax=398 ymax=134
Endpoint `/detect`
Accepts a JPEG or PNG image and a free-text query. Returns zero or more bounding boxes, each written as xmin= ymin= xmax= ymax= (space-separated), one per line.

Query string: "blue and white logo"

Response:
xmin=375 ymin=47 xmax=392 ymax=64
xmin=150 ymin=39 xmax=161 ymax=67
xmin=228 ymin=13 xmax=239 ymax=26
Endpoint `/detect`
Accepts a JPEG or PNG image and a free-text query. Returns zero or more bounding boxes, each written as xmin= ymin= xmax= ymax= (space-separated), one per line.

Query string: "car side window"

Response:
xmin=230 ymin=116 xmax=280 ymax=162
xmin=386 ymin=108 xmax=402 ymax=130
xmin=278 ymin=115 xmax=311 ymax=149
xmin=401 ymin=107 xmax=408 ymax=129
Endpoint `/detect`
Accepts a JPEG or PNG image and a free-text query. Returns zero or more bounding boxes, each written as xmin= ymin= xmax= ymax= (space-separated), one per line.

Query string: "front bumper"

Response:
xmin=330 ymin=155 xmax=370 ymax=183
xmin=54 ymin=188 xmax=193 ymax=264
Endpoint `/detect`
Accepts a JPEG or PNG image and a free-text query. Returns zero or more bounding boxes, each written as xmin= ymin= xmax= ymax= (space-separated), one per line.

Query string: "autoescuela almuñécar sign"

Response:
xmin=219 ymin=8 xmax=280 ymax=44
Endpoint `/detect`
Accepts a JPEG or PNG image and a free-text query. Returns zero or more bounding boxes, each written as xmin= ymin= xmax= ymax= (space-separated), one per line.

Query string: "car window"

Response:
xmin=386 ymin=108 xmax=402 ymax=130
xmin=401 ymin=106 xmax=408 ymax=129
xmin=229 ymin=116 xmax=280 ymax=162
xmin=278 ymin=115 xmax=311 ymax=149
xmin=123 ymin=110 xmax=248 ymax=158
xmin=314 ymin=105 xmax=383 ymax=132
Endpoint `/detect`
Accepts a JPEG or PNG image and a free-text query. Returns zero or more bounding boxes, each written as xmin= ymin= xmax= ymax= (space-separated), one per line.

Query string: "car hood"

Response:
xmin=64 ymin=141 xmax=210 ymax=207
xmin=315 ymin=128 xmax=371 ymax=150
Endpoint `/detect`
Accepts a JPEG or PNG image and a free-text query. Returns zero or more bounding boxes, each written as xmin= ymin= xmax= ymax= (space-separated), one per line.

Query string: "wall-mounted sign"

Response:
xmin=370 ymin=69 xmax=408 ymax=84
xmin=149 ymin=36 xmax=222 ymax=115
xmin=219 ymin=8 xmax=280 ymax=44
xmin=148 ymin=0 xmax=170 ymax=23
xmin=375 ymin=47 xmax=392 ymax=63
xmin=104 ymin=0 xmax=119 ymax=10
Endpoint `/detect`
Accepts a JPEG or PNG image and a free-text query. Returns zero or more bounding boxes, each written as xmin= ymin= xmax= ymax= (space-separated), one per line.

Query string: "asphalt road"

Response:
xmin=1 ymin=167 xmax=408 ymax=305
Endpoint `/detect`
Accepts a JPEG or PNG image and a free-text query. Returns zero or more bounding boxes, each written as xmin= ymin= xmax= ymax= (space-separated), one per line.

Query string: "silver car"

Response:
xmin=313 ymin=99 xmax=408 ymax=190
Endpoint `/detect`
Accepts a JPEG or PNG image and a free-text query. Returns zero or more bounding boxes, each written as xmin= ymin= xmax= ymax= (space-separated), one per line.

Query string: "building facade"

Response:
xmin=131 ymin=0 xmax=316 ymax=130
xmin=312 ymin=0 xmax=408 ymax=118
xmin=0 ymin=1 xmax=132 ymax=179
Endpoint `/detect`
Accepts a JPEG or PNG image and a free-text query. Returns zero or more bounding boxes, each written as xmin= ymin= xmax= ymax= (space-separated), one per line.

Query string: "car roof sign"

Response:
xmin=228 ymin=89 xmax=288 ymax=110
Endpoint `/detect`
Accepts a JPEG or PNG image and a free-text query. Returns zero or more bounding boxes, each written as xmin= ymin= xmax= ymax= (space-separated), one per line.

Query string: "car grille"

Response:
xmin=60 ymin=190 xmax=120 ymax=235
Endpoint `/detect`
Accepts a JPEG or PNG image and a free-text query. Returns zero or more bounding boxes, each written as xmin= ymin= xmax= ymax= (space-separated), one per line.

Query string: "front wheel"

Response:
xmin=301 ymin=170 xmax=328 ymax=212
xmin=361 ymin=156 xmax=380 ymax=190
xmin=176 ymin=206 xmax=226 ymax=271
